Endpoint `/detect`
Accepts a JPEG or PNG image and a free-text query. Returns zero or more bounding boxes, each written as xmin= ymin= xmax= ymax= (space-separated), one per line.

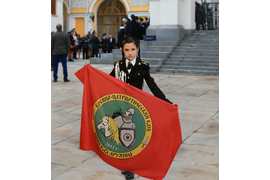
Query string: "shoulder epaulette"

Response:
xmin=115 ymin=60 xmax=122 ymax=64
xmin=141 ymin=60 xmax=149 ymax=65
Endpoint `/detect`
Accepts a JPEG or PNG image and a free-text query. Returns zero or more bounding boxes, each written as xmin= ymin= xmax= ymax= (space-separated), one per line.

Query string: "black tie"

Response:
xmin=127 ymin=62 xmax=133 ymax=70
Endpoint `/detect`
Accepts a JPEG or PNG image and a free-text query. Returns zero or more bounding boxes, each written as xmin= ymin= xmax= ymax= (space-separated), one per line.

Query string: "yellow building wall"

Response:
xmin=75 ymin=18 xmax=85 ymax=36
xmin=70 ymin=9 xmax=87 ymax=13
xmin=130 ymin=6 xmax=149 ymax=12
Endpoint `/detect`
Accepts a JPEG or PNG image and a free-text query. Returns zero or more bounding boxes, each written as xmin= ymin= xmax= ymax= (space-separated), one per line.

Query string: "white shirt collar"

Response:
xmin=126 ymin=57 xmax=136 ymax=67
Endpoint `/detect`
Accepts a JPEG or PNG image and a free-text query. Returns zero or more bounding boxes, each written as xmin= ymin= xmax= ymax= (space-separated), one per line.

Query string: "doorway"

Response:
xmin=97 ymin=0 xmax=126 ymax=39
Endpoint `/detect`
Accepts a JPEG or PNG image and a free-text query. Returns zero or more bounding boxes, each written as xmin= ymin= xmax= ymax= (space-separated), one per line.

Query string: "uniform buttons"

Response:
xmin=128 ymin=76 xmax=130 ymax=79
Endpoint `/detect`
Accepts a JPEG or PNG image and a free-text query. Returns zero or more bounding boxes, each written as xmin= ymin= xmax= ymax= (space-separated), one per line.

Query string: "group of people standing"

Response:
xmin=51 ymin=15 xmax=149 ymax=62
xmin=51 ymin=15 xmax=150 ymax=82
xmin=117 ymin=15 xmax=150 ymax=48
xmin=65 ymin=30 xmax=117 ymax=61
xmin=66 ymin=29 xmax=93 ymax=61
xmin=125 ymin=15 xmax=149 ymax=40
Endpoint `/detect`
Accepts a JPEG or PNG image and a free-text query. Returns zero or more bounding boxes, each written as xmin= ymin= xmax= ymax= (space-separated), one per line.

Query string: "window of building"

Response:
xmin=51 ymin=0 xmax=56 ymax=15
xmin=97 ymin=0 xmax=126 ymax=38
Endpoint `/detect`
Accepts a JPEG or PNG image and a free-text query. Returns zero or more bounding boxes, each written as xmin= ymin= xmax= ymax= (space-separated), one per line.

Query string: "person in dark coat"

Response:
xmin=139 ymin=18 xmax=146 ymax=40
xmin=100 ymin=33 xmax=109 ymax=53
xmin=145 ymin=17 xmax=150 ymax=28
xmin=134 ymin=16 xmax=141 ymax=40
xmin=128 ymin=14 xmax=139 ymax=38
xmin=90 ymin=30 xmax=99 ymax=57
xmin=124 ymin=17 xmax=133 ymax=37
xmin=81 ymin=34 xmax=89 ymax=59
xmin=108 ymin=34 xmax=116 ymax=53
xmin=125 ymin=14 xmax=138 ymax=37
xmin=117 ymin=25 xmax=125 ymax=48
xmin=68 ymin=31 xmax=75 ymax=61
xmin=51 ymin=24 xmax=71 ymax=82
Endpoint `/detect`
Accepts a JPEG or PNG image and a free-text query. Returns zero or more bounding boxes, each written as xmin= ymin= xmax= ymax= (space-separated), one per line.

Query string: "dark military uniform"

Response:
xmin=101 ymin=38 xmax=109 ymax=53
xmin=110 ymin=58 xmax=172 ymax=104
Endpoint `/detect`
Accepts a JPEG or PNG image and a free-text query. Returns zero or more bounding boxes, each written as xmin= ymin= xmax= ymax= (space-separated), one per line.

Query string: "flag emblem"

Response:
xmin=92 ymin=93 xmax=153 ymax=159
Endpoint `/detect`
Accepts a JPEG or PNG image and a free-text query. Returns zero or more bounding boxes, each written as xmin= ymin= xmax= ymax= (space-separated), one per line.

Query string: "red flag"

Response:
xmin=75 ymin=64 xmax=182 ymax=180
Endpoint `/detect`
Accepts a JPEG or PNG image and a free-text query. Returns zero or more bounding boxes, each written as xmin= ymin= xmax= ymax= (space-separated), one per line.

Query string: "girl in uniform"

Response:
xmin=85 ymin=36 xmax=178 ymax=179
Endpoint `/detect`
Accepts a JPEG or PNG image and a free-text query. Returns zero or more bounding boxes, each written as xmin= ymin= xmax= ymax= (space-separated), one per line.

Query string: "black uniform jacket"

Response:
xmin=109 ymin=58 xmax=172 ymax=104
xmin=90 ymin=36 xmax=100 ymax=49
xmin=101 ymin=38 xmax=109 ymax=50
xmin=80 ymin=37 xmax=89 ymax=49
xmin=108 ymin=37 xmax=116 ymax=49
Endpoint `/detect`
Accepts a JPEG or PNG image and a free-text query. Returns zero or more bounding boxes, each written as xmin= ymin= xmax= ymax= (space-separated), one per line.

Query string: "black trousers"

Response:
xmin=91 ymin=49 xmax=99 ymax=57
xmin=83 ymin=48 xmax=88 ymax=59
xmin=73 ymin=46 xmax=77 ymax=58
xmin=108 ymin=48 xmax=113 ymax=53
xmin=102 ymin=48 xmax=107 ymax=53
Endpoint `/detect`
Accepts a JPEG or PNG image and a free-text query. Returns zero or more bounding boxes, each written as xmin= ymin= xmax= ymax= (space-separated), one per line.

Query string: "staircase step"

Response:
xmin=151 ymin=41 xmax=179 ymax=46
xmin=179 ymin=44 xmax=219 ymax=47
xmin=158 ymin=69 xmax=176 ymax=74
xmin=157 ymin=69 xmax=219 ymax=75
xmin=146 ymin=46 xmax=175 ymax=52
xmin=169 ymin=56 xmax=218 ymax=60
xmin=180 ymin=41 xmax=219 ymax=44
xmin=112 ymin=49 xmax=122 ymax=55
xmin=142 ymin=58 xmax=166 ymax=65
xmin=113 ymin=54 xmax=122 ymax=60
xmin=175 ymin=69 xmax=219 ymax=76
xmin=164 ymin=62 xmax=180 ymax=65
xmin=166 ymin=58 xmax=218 ymax=62
xmin=176 ymin=47 xmax=219 ymax=50
xmin=171 ymin=52 xmax=219 ymax=56
xmin=142 ymin=52 xmax=170 ymax=59
xmin=165 ymin=62 xmax=219 ymax=67
xmin=149 ymin=65 xmax=161 ymax=73
xmin=160 ymin=67 xmax=218 ymax=72
xmin=155 ymin=29 xmax=219 ymax=76
xmin=166 ymin=61 xmax=219 ymax=65
xmin=180 ymin=62 xmax=218 ymax=67
xmin=168 ymin=56 xmax=219 ymax=60
xmin=174 ymin=49 xmax=219 ymax=53
xmin=182 ymin=37 xmax=219 ymax=40
xmin=178 ymin=66 xmax=218 ymax=70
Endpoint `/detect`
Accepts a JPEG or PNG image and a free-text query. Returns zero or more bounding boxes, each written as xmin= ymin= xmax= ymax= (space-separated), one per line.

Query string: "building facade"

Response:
xmin=51 ymin=0 xmax=150 ymax=37
xmin=51 ymin=0 xmax=219 ymax=40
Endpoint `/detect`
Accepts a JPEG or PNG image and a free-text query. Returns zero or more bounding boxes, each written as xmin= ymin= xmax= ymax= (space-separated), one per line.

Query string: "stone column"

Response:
xmin=148 ymin=0 xmax=195 ymax=41
xmin=179 ymin=0 xmax=196 ymax=35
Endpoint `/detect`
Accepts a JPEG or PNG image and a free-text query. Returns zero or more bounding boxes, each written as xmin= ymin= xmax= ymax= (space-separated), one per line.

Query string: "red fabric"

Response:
xmin=69 ymin=45 xmax=74 ymax=53
xmin=75 ymin=65 xmax=182 ymax=180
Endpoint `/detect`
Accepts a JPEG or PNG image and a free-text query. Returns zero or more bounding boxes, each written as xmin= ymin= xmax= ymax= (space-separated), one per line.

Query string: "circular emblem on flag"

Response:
xmin=92 ymin=93 xmax=153 ymax=159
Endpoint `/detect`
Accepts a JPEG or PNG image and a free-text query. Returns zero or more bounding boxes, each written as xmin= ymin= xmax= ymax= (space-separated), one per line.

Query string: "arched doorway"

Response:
xmin=97 ymin=0 xmax=126 ymax=38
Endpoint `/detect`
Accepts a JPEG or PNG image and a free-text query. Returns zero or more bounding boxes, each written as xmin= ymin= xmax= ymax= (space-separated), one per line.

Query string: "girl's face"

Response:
xmin=123 ymin=43 xmax=139 ymax=61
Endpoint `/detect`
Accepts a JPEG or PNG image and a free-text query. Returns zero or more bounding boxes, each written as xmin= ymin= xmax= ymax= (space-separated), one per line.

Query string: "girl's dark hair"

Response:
xmin=121 ymin=36 xmax=141 ymax=61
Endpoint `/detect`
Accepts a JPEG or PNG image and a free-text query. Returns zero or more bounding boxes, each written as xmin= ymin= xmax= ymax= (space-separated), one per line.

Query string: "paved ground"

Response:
xmin=51 ymin=58 xmax=219 ymax=180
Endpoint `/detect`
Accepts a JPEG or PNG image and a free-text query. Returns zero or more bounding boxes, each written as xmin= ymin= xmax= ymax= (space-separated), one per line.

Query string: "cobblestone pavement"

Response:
xmin=51 ymin=59 xmax=219 ymax=180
